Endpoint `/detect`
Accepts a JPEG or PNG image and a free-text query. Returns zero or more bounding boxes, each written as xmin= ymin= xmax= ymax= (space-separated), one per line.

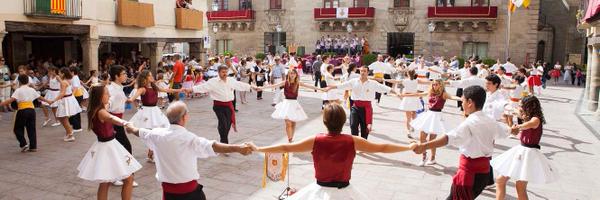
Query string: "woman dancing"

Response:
xmin=259 ymin=69 xmax=323 ymax=142
xmin=51 ymin=68 xmax=83 ymax=142
xmin=77 ymin=85 xmax=142 ymax=200
xmin=492 ymin=96 xmax=558 ymax=200
xmin=251 ymin=103 xmax=416 ymax=200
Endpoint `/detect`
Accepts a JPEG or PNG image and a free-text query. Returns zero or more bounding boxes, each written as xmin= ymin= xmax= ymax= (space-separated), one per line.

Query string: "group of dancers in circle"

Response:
xmin=3 ymin=54 xmax=558 ymax=200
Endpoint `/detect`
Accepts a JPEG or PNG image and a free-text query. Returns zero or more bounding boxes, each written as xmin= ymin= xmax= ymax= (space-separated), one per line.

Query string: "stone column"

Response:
xmin=0 ymin=32 xmax=5 ymax=58
xmin=586 ymin=45 xmax=593 ymax=100
xmin=81 ymin=37 xmax=101 ymax=74
xmin=589 ymin=44 xmax=600 ymax=111
xmin=145 ymin=42 xmax=165 ymax=74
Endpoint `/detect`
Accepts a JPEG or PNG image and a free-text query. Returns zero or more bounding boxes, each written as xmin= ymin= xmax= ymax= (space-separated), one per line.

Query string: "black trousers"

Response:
xmin=169 ymin=83 xmax=182 ymax=102
xmin=213 ymin=105 xmax=232 ymax=144
xmin=232 ymin=90 xmax=237 ymax=110
xmin=383 ymin=74 xmax=392 ymax=88
xmin=446 ymin=172 xmax=490 ymax=200
xmin=256 ymin=81 xmax=264 ymax=98
xmin=15 ymin=109 xmax=36 ymax=149
xmin=350 ymin=106 xmax=369 ymax=139
xmin=69 ymin=113 xmax=82 ymax=130
xmin=456 ymin=88 xmax=463 ymax=109
xmin=114 ymin=125 xmax=132 ymax=153
xmin=314 ymin=71 xmax=322 ymax=88
xmin=163 ymin=184 xmax=206 ymax=200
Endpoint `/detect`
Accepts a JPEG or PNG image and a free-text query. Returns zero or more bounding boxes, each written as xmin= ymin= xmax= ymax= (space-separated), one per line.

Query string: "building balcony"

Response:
xmin=176 ymin=8 xmax=203 ymax=30
xmin=24 ymin=0 xmax=82 ymax=20
xmin=427 ymin=6 xmax=498 ymax=31
xmin=313 ymin=7 xmax=375 ymax=32
xmin=116 ymin=0 xmax=155 ymax=28
xmin=206 ymin=10 xmax=255 ymax=31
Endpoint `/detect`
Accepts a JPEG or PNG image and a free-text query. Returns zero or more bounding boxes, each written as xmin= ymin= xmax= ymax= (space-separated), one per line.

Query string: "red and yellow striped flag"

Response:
xmin=508 ymin=0 xmax=517 ymax=13
xmin=51 ymin=0 xmax=66 ymax=14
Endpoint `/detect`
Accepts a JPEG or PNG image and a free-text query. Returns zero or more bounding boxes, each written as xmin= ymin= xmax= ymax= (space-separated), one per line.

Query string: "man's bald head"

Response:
xmin=166 ymin=101 xmax=189 ymax=125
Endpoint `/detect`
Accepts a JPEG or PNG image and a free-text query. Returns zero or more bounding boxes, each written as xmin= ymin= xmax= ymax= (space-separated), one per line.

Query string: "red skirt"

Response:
xmin=528 ymin=75 xmax=542 ymax=86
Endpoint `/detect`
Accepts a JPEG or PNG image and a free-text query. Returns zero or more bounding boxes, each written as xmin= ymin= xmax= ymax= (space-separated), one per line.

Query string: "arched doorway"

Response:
xmin=536 ymin=40 xmax=545 ymax=62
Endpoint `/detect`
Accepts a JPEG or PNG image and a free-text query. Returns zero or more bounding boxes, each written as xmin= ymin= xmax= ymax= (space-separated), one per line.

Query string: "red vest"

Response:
xmin=312 ymin=133 xmax=355 ymax=182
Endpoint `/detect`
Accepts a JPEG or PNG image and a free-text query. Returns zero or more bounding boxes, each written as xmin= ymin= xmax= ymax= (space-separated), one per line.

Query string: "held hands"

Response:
xmin=239 ymin=142 xmax=256 ymax=155
xmin=412 ymin=142 xmax=427 ymax=154
xmin=124 ymin=123 xmax=138 ymax=134
xmin=510 ymin=124 xmax=520 ymax=135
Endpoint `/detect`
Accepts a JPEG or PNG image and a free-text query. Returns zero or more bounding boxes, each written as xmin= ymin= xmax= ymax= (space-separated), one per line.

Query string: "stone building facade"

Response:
xmin=206 ymin=0 xmax=541 ymax=65
xmin=1 ymin=0 xmax=208 ymax=73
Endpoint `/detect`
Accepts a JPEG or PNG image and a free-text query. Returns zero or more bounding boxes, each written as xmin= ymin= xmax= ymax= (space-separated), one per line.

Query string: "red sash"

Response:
xmin=214 ymin=100 xmax=237 ymax=132
xmin=451 ymin=155 xmax=490 ymax=200
xmin=162 ymin=180 xmax=198 ymax=198
xmin=353 ymin=100 xmax=373 ymax=125
xmin=505 ymin=72 xmax=513 ymax=77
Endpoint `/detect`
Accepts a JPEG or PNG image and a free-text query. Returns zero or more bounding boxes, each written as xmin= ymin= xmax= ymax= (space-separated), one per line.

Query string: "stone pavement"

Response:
xmin=0 ymin=77 xmax=599 ymax=200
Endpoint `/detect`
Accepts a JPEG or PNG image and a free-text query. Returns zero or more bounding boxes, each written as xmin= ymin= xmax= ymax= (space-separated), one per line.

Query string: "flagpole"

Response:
xmin=505 ymin=5 xmax=511 ymax=60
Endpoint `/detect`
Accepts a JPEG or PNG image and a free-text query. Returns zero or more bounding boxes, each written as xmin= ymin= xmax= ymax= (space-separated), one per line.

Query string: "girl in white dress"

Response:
xmin=322 ymin=64 xmax=342 ymax=104
xmin=259 ymin=69 xmax=324 ymax=142
xmin=78 ymin=85 xmax=141 ymax=200
xmin=385 ymin=69 xmax=428 ymax=138
xmin=51 ymin=67 xmax=83 ymax=142
xmin=41 ymin=67 xmax=61 ymax=127
xmin=492 ymin=96 xmax=558 ymax=200
xmin=155 ymin=73 xmax=169 ymax=108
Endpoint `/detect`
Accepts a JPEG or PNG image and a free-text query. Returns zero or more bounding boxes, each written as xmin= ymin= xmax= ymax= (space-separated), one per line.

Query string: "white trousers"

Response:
xmin=272 ymin=78 xmax=283 ymax=104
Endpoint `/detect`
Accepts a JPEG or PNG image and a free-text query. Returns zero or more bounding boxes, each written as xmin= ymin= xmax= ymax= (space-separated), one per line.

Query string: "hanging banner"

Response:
xmin=336 ymin=7 xmax=349 ymax=19
xmin=203 ymin=36 xmax=211 ymax=49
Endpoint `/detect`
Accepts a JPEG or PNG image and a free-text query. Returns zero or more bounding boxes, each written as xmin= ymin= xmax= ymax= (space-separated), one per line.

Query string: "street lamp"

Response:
xmin=275 ymin=24 xmax=282 ymax=55
xmin=212 ymin=24 xmax=218 ymax=55
xmin=428 ymin=22 xmax=436 ymax=61
xmin=346 ymin=23 xmax=353 ymax=55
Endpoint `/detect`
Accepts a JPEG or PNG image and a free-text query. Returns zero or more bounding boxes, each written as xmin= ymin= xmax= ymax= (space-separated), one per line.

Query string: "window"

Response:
xmin=269 ymin=0 xmax=282 ymax=9
xmin=353 ymin=0 xmax=369 ymax=7
xmin=212 ymin=0 xmax=228 ymax=11
xmin=471 ymin=0 xmax=489 ymax=7
xmin=394 ymin=0 xmax=410 ymax=8
xmin=462 ymin=42 xmax=488 ymax=60
xmin=216 ymin=39 xmax=232 ymax=55
xmin=323 ymin=0 xmax=340 ymax=8
xmin=240 ymin=0 xmax=252 ymax=10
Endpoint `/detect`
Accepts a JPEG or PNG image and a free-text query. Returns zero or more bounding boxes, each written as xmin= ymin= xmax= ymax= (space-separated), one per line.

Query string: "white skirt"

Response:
xmin=399 ymin=97 xmax=422 ymax=111
xmin=491 ymin=145 xmax=558 ymax=184
xmin=56 ymin=96 xmax=82 ymax=117
xmin=82 ymin=87 xmax=89 ymax=99
xmin=410 ymin=111 xmax=446 ymax=134
xmin=322 ymin=89 xmax=343 ymax=101
xmin=158 ymin=91 xmax=168 ymax=98
xmin=42 ymin=90 xmax=60 ymax=107
xmin=77 ymin=139 xmax=142 ymax=182
xmin=129 ymin=89 xmax=141 ymax=100
xmin=129 ymin=106 xmax=170 ymax=129
xmin=271 ymin=99 xmax=308 ymax=122
xmin=287 ymin=183 xmax=370 ymax=200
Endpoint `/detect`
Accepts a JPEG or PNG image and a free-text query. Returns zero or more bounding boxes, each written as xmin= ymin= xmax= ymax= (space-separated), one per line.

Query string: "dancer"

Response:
xmin=326 ymin=66 xmax=395 ymax=139
xmin=0 ymin=75 xmax=51 ymax=152
xmin=124 ymin=101 xmax=253 ymax=200
xmin=483 ymin=75 xmax=509 ymax=122
xmin=128 ymin=70 xmax=182 ymax=162
xmin=413 ymin=85 xmax=510 ymax=200
xmin=259 ymin=69 xmax=324 ymax=142
xmin=189 ymin=65 xmax=259 ymax=144
xmin=156 ymin=73 xmax=169 ymax=108
xmin=408 ymin=79 xmax=459 ymax=166
xmin=322 ymin=64 xmax=343 ymax=105
xmin=384 ymin=69 xmax=428 ymax=138
xmin=69 ymin=67 xmax=85 ymax=133
xmin=52 ymin=67 xmax=83 ymax=142
xmin=107 ymin=65 xmax=140 ymax=186
xmin=41 ymin=67 xmax=61 ymax=127
xmin=251 ymin=103 xmax=416 ymax=200
xmin=77 ymin=85 xmax=141 ymax=200
xmin=182 ymin=68 xmax=194 ymax=99
xmin=492 ymin=96 xmax=558 ymax=200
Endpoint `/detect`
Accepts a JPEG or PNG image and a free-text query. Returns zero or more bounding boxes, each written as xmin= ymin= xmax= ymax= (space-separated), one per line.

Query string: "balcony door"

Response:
xmin=387 ymin=32 xmax=414 ymax=58
xmin=240 ymin=0 xmax=252 ymax=10
xmin=212 ymin=0 xmax=228 ymax=11
xmin=323 ymin=0 xmax=339 ymax=8
xmin=353 ymin=0 xmax=369 ymax=7
xmin=264 ymin=32 xmax=286 ymax=55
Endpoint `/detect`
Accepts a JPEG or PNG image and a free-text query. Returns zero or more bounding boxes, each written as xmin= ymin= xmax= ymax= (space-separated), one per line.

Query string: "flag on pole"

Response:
xmin=51 ymin=0 xmax=66 ymax=14
xmin=510 ymin=0 xmax=531 ymax=12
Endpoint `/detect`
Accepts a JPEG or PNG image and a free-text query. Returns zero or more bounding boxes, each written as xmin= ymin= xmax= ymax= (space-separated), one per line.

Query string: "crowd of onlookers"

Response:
xmin=314 ymin=34 xmax=369 ymax=56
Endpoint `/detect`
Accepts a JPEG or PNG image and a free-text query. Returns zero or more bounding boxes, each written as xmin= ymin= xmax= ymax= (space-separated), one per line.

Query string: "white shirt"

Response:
xmin=192 ymin=77 xmax=251 ymax=102
xmin=369 ymin=61 xmax=394 ymax=74
xmin=483 ymin=90 xmax=508 ymax=121
xmin=320 ymin=63 xmax=330 ymax=75
xmin=107 ymin=82 xmax=127 ymax=114
xmin=449 ymin=76 xmax=486 ymax=89
xmin=428 ymin=65 xmax=443 ymax=80
xmin=446 ymin=111 xmax=509 ymax=158
xmin=139 ymin=125 xmax=216 ymax=184
xmin=337 ymin=78 xmax=391 ymax=101
xmin=12 ymin=85 xmax=40 ymax=102
xmin=71 ymin=75 xmax=82 ymax=89
xmin=503 ymin=62 xmax=518 ymax=74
